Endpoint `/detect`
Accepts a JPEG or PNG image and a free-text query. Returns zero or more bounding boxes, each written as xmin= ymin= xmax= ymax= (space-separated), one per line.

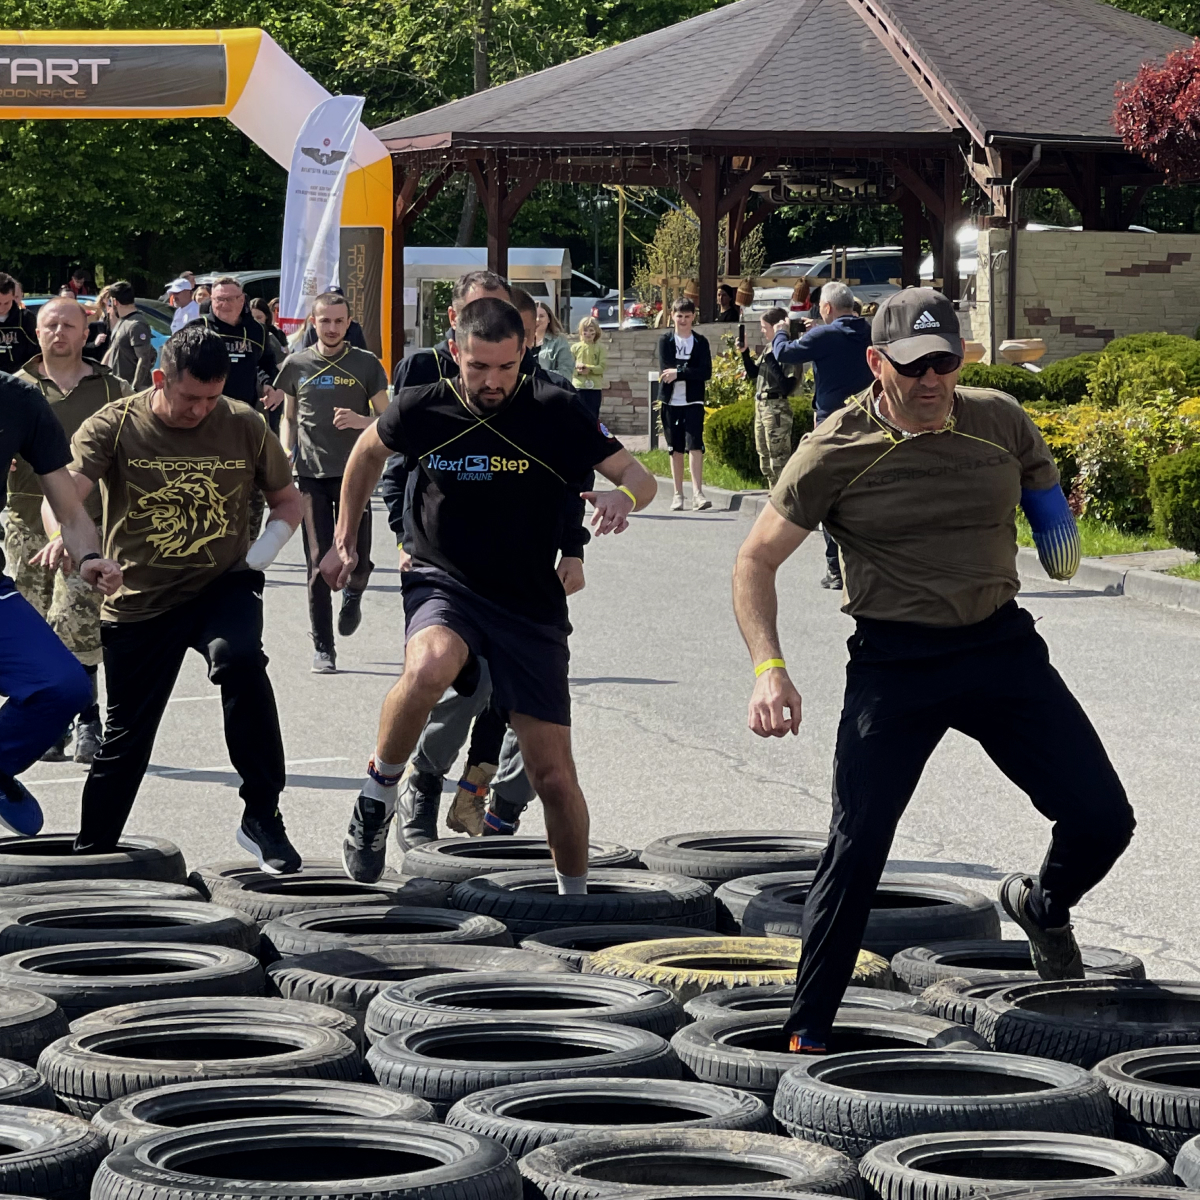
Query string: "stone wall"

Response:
xmin=971 ymin=229 xmax=1200 ymax=364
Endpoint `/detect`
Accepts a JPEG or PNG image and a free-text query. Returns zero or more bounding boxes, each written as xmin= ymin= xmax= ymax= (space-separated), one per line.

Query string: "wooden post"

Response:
xmin=726 ymin=199 xmax=746 ymax=276
xmin=1079 ymin=153 xmax=1103 ymax=231
xmin=484 ymin=153 xmax=509 ymax=279
xmin=698 ymin=155 xmax=720 ymax=323
xmin=900 ymin=188 xmax=922 ymax=287
xmin=941 ymin=156 xmax=962 ymax=302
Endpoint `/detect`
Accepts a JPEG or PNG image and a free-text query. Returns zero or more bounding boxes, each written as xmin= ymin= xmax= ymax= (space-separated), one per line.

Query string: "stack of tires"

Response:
xmin=0 ymin=825 xmax=1187 ymax=1200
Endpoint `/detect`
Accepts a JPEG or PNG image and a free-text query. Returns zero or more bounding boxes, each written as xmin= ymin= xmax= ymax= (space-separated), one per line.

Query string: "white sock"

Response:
xmin=556 ymin=870 xmax=588 ymax=895
xmin=362 ymin=756 xmax=405 ymax=806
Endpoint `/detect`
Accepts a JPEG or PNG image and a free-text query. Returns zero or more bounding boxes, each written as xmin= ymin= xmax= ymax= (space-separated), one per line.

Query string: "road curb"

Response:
xmin=651 ymin=477 xmax=765 ymax=512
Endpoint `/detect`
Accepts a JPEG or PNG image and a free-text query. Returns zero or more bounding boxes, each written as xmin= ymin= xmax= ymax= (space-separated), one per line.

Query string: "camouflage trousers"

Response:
xmin=2 ymin=516 xmax=103 ymax=667
xmin=754 ymin=393 xmax=794 ymax=489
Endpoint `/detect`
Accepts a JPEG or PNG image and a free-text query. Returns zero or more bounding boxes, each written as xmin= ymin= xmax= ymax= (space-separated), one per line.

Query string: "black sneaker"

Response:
xmin=236 ymin=810 xmax=302 ymax=875
xmin=338 ymin=590 xmax=363 ymax=638
xmin=342 ymin=795 xmax=395 ymax=883
xmin=999 ymin=872 xmax=1084 ymax=980
xmin=40 ymin=726 xmax=71 ymax=763
xmin=819 ymin=572 xmax=844 ymax=591
xmin=396 ymin=769 xmax=441 ymax=850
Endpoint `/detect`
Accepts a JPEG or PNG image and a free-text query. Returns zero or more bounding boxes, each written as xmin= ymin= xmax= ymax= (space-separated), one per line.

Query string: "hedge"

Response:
xmin=957 ymin=363 xmax=1045 ymax=404
xmin=1149 ymin=447 xmax=1200 ymax=553
xmin=1038 ymin=353 xmax=1099 ymax=406
xmin=705 ymin=394 xmax=814 ymax=481
xmin=1097 ymin=333 xmax=1200 ymax=393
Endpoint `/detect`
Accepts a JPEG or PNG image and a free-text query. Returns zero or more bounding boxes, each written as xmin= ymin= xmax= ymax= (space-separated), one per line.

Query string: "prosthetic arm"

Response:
xmin=1021 ymin=484 xmax=1080 ymax=581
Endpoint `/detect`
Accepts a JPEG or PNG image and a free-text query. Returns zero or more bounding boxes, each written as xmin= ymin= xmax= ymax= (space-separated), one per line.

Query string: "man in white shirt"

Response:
xmin=166 ymin=279 xmax=199 ymax=332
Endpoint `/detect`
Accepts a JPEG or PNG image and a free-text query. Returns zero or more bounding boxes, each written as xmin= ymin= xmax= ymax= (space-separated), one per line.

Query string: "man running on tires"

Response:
xmin=324 ymin=297 xmax=656 ymax=891
xmin=732 ymin=288 xmax=1134 ymax=1054
xmin=58 ymin=326 xmax=305 ymax=873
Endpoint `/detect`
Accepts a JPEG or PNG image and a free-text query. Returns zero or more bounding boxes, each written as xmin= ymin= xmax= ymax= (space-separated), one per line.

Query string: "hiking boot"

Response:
xmin=670 ymin=493 xmax=684 ymax=512
xmin=396 ymin=767 xmax=441 ymax=850
xmin=338 ymin=590 xmax=363 ymax=638
xmin=236 ymin=809 xmax=302 ymax=875
xmin=312 ymin=647 xmax=337 ymax=674
xmin=819 ymin=572 xmax=844 ymax=591
xmin=446 ymin=763 xmax=494 ymax=836
xmin=39 ymin=727 xmax=71 ymax=763
xmin=73 ymin=720 xmax=103 ymax=765
xmin=482 ymin=808 xmax=520 ymax=836
xmin=999 ymin=872 xmax=1084 ymax=981
xmin=342 ymin=794 xmax=395 ymax=883
xmin=0 ymin=775 xmax=43 ymax=837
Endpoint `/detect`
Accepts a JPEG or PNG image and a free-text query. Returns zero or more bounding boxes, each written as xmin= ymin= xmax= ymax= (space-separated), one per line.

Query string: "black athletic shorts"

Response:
xmin=662 ymin=402 xmax=705 ymax=453
xmin=402 ymin=568 xmax=572 ymax=726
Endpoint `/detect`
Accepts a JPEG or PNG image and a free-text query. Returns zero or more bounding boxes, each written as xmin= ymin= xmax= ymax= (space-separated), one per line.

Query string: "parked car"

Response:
xmin=746 ymin=247 xmax=904 ymax=319
xmin=193 ymin=269 xmax=281 ymax=301
xmin=24 ymin=295 xmax=173 ymax=358
xmin=591 ymin=291 xmax=646 ymax=329
xmin=569 ymin=270 xmax=609 ymax=332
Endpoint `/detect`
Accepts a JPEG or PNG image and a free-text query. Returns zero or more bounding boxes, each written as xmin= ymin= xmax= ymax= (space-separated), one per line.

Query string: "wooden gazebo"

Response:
xmin=374 ymin=0 xmax=1187 ymax=350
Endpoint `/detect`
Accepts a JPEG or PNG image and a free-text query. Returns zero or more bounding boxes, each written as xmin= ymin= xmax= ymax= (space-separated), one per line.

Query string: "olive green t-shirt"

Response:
xmin=274 ymin=345 xmax=388 ymax=479
xmin=770 ymin=385 xmax=1059 ymax=627
xmin=9 ymin=358 xmax=131 ymax=527
xmin=69 ymin=389 xmax=293 ymax=622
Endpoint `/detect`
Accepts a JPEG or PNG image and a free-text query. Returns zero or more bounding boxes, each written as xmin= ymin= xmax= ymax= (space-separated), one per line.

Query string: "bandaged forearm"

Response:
xmin=245 ymin=519 xmax=295 ymax=571
xmin=1021 ymin=485 xmax=1080 ymax=581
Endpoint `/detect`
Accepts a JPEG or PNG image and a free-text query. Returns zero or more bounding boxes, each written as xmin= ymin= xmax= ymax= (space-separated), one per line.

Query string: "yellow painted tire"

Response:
xmin=586 ymin=936 xmax=892 ymax=1001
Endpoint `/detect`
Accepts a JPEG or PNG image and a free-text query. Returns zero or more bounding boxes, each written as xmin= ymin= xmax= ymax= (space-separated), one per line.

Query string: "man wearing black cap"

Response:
xmin=732 ymin=287 xmax=1135 ymax=1054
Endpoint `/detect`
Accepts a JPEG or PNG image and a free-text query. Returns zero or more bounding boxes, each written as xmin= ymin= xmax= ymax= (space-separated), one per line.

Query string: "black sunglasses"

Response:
xmin=880 ymin=351 xmax=962 ymax=378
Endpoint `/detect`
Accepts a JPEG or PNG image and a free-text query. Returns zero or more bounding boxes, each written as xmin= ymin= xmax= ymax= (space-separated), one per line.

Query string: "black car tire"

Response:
xmin=1094 ymin=1047 xmax=1200 ymax=1159
xmin=1177 ymin=1134 xmax=1200 ymax=1188
xmin=918 ymin=975 xmax=1032 ymax=1029
xmin=0 ymin=943 xmax=263 ymax=1021
xmin=92 ymin=1077 xmax=435 ymax=1148
xmin=520 ymin=926 xmax=722 ymax=972
xmin=0 ymin=836 xmax=185 ymax=886
xmin=444 ymin=1077 xmax=772 ymax=1155
xmin=859 ymin=1131 xmax=1171 ymax=1200
xmin=403 ymin=838 xmax=636 ymax=884
xmin=673 ymin=1010 xmax=984 ymax=1102
xmin=773 ymin=1049 xmax=1113 ymax=1159
xmin=365 ymin=1017 xmax=680 ymax=1114
xmin=0 ymin=880 xmax=200 ymax=906
xmin=449 ymin=870 xmax=715 ymax=938
xmin=0 ymin=900 xmax=258 ymax=956
xmin=975 ymin=979 xmax=1200 ymax=1068
xmin=91 ymin=1116 xmax=523 ymax=1200
xmin=712 ymin=872 xmax=821 ymax=935
xmin=0 ymin=1062 xmax=53 ymax=1110
xmin=741 ymin=875 xmax=999 ymax=960
xmin=0 ymin=1106 xmax=108 ymax=1200
xmin=0 ymin=988 xmax=68 ymax=1065
xmin=639 ymin=833 xmax=828 ymax=885
xmin=39 ymin=1020 xmax=361 ymax=1118
xmin=365 ymin=971 xmax=684 ymax=1042
xmin=517 ymin=1127 xmax=862 ymax=1200
xmin=684 ymin=986 xmax=930 ymax=1023
xmin=891 ymin=940 xmax=1144 ymax=992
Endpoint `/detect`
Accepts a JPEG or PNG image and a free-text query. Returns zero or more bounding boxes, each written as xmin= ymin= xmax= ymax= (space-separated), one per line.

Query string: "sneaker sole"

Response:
xmin=312 ymin=665 xmax=338 ymax=675
xmin=235 ymin=826 xmax=300 ymax=876
xmin=0 ymin=808 xmax=44 ymax=838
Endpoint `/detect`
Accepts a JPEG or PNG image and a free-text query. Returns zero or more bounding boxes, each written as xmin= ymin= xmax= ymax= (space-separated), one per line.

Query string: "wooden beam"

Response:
xmin=726 ymin=197 xmax=747 ymax=276
xmin=401 ymin=164 xmax=455 ymax=228
xmin=501 ymin=159 xmax=549 ymax=224
xmin=717 ymin=155 xmax=779 ymax=220
xmin=739 ymin=198 xmax=783 ymax=240
xmin=942 ymin=155 xmax=962 ymax=302
xmin=698 ymin=155 xmax=720 ymax=323
xmin=892 ymin=160 xmax=944 ymax=221
xmin=483 ymin=153 xmax=509 ymax=279
xmin=899 ymin=187 xmax=923 ymax=287
xmin=677 ymin=173 xmax=702 ymax=216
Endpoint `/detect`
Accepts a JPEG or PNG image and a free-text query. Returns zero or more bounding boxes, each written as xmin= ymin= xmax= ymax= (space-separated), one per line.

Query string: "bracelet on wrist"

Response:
xmin=48 ymin=530 xmax=63 ymax=543
xmin=617 ymin=485 xmax=637 ymax=509
xmin=78 ymin=552 xmax=101 ymax=566
xmin=754 ymin=657 xmax=787 ymax=677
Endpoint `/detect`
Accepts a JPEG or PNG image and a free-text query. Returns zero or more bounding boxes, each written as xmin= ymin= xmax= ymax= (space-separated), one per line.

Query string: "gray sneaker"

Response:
xmin=999 ymin=872 xmax=1084 ymax=980
xmin=312 ymin=648 xmax=337 ymax=674
xmin=342 ymin=795 xmax=395 ymax=883
xmin=73 ymin=720 xmax=103 ymax=764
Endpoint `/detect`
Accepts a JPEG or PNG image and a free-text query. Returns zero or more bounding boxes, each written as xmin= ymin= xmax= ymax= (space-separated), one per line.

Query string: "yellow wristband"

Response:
xmin=617 ymin=485 xmax=637 ymax=509
xmin=48 ymin=531 xmax=62 ymax=543
xmin=754 ymin=658 xmax=786 ymax=677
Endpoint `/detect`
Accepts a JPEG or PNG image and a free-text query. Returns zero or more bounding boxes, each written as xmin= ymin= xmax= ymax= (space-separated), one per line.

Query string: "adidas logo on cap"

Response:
xmin=912 ymin=310 xmax=940 ymax=330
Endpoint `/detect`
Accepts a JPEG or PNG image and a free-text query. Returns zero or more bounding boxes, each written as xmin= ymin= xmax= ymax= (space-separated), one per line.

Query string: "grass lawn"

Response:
xmin=1167 ymin=559 xmax=1200 ymax=579
xmin=633 ymin=449 xmax=765 ymax=494
xmin=1015 ymin=514 xmax=1171 ymax=558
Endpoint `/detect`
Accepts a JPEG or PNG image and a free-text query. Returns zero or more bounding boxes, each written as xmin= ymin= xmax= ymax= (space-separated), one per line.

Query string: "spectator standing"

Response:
xmin=772 ymin=280 xmax=873 ymax=590
xmin=716 ymin=284 xmax=741 ymax=323
xmin=276 ymin=291 xmax=388 ymax=673
xmin=0 ymin=273 xmax=38 ymax=374
xmin=740 ymin=307 xmax=795 ymax=488
xmin=64 ymin=269 xmax=92 ymax=299
xmin=658 ymin=297 xmax=713 ymax=511
xmin=166 ymin=279 xmax=199 ymax=332
xmin=101 ymin=281 xmax=155 ymax=392
xmin=250 ymin=298 xmax=288 ymax=363
xmin=571 ymin=316 xmax=608 ymax=421
xmin=534 ymin=303 xmax=574 ymax=377
xmin=85 ymin=287 xmax=113 ymax=361
xmin=194 ymin=285 xmax=212 ymax=313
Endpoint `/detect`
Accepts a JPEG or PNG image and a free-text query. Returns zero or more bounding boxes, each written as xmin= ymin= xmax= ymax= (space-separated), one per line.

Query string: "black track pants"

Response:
xmin=784 ymin=601 xmax=1135 ymax=1044
xmin=299 ymin=475 xmax=373 ymax=651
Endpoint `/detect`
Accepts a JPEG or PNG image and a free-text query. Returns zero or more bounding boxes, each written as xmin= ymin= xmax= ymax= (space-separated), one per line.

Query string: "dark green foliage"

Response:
xmin=957 ymin=363 xmax=1046 ymax=405
xmin=1149 ymin=447 xmax=1200 ymax=552
xmin=1038 ymin=353 xmax=1101 ymax=406
xmin=704 ymin=395 xmax=814 ymax=483
xmin=1100 ymin=333 xmax=1200 ymax=391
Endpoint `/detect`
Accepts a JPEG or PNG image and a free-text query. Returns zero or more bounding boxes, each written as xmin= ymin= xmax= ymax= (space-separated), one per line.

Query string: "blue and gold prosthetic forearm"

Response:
xmin=1021 ymin=484 xmax=1080 ymax=581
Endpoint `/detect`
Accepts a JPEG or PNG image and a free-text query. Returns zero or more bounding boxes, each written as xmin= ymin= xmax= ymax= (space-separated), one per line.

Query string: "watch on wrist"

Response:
xmin=78 ymin=552 xmax=102 ymax=566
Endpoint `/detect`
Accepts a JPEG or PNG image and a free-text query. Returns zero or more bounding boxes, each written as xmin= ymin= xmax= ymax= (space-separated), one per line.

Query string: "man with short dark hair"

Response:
xmin=101 ymin=282 xmax=155 ymax=391
xmin=733 ymin=287 xmax=1132 ymax=1055
xmin=10 ymin=298 xmax=131 ymax=763
xmin=276 ymin=291 xmax=388 ymax=673
xmin=659 ymin=297 xmax=713 ymax=511
xmin=302 ymin=287 xmax=369 ymax=352
xmin=324 ymin=296 xmax=657 ymax=888
xmin=740 ymin=306 xmax=795 ymax=488
xmin=60 ymin=326 xmax=304 ymax=872
xmin=188 ymin=277 xmax=282 ymax=412
xmin=64 ymin=269 xmax=91 ymax=300
xmin=0 ymin=273 xmax=38 ymax=375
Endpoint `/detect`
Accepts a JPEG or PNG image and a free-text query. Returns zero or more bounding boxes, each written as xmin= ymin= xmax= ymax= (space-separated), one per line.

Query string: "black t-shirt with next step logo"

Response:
xmin=376 ymin=374 xmax=622 ymax=626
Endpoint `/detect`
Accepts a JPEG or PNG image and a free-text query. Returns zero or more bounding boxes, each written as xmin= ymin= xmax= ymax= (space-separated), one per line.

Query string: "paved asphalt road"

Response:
xmin=22 ymin=494 xmax=1200 ymax=980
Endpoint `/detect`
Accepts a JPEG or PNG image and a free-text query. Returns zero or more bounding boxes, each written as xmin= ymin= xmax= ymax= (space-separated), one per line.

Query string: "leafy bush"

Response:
xmin=705 ymin=394 xmax=814 ymax=481
xmin=1149 ymin=446 xmax=1200 ymax=553
xmin=1097 ymin=333 xmax=1200 ymax=393
xmin=1038 ymin=353 xmax=1100 ymax=406
xmin=957 ymin=363 xmax=1045 ymax=405
xmin=1087 ymin=350 xmax=1187 ymax=408
xmin=1025 ymin=405 xmax=1103 ymax=494
xmin=706 ymin=336 xmax=756 ymax=408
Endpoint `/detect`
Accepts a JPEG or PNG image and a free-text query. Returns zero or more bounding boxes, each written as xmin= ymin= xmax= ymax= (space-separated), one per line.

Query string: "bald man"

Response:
xmin=9 ymin=298 xmax=131 ymax=762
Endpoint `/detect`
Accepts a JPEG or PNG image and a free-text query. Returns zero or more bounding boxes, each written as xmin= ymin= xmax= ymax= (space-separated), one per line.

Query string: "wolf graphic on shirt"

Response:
xmin=126 ymin=458 xmax=241 ymax=564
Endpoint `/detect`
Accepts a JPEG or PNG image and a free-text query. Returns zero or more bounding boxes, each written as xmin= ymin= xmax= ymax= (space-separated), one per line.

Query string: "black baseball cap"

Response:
xmin=871 ymin=287 xmax=961 ymax=364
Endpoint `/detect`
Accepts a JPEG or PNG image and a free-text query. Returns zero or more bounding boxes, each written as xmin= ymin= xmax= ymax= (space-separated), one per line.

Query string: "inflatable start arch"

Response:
xmin=0 ymin=28 xmax=393 ymax=363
